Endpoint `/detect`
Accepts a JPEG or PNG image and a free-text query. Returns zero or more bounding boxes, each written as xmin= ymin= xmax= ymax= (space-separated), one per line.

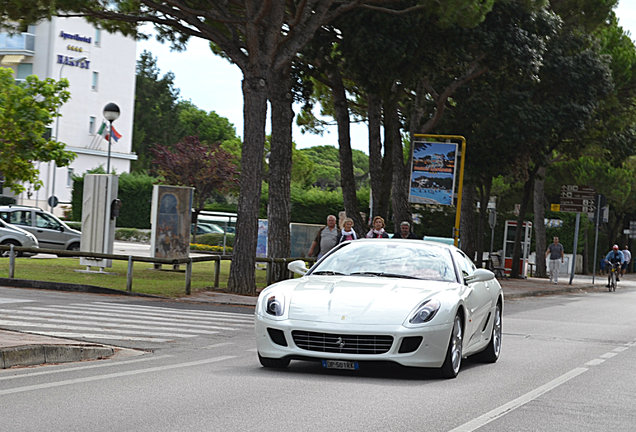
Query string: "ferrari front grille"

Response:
xmin=291 ymin=330 xmax=393 ymax=354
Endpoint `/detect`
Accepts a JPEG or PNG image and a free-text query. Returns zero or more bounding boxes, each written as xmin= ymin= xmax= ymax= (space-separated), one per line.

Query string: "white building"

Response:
xmin=0 ymin=17 xmax=137 ymax=216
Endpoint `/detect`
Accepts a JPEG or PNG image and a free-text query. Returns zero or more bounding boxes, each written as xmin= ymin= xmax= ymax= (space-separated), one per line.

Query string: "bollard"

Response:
xmin=126 ymin=255 xmax=133 ymax=293
xmin=9 ymin=244 xmax=15 ymax=279
xmin=185 ymin=259 xmax=192 ymax=295
xmin=214 ymin=258 xmax=220 ymax=288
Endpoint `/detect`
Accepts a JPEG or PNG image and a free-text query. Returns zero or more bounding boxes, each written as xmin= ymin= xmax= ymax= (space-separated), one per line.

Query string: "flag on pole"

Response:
xmin=96 ymin=121 xmax=107 ymax=136
xmin=105 ymin=125 xmax=122 ymax=142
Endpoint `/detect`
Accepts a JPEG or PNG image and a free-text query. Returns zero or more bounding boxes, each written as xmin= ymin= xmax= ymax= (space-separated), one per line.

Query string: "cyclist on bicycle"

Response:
xmin=605 ymin=245 xmax=624 ymax=287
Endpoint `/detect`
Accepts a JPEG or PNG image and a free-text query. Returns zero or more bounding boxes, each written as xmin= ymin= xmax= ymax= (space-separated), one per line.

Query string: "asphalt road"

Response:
xmin=1 ymin=284 xmax=635 ymax=431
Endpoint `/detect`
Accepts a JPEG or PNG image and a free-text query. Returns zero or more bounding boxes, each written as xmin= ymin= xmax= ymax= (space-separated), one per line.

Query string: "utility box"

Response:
xmin=80 ymin=174 xmax=119 ymax=269
xmin=150 ymin=185 xmax=193 ymax=260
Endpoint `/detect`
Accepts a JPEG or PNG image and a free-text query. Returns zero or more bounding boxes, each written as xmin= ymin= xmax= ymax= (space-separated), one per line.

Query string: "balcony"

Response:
xmin=0 ymin=32 xmax=35 ymax=56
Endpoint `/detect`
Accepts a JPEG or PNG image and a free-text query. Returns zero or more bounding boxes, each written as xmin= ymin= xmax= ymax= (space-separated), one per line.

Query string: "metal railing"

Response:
xmin=0 ymin=244 xmax=313 ymax=295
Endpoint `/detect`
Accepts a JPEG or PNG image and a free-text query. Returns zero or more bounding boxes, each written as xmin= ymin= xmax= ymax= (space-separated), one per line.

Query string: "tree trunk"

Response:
xmin=328 ymin=68 xmax=366 ymax=236
xmin=533 ymin=165 xmax=548 ymax=278
xmin=379 ymin=98 xmax=394 ymax=223
xmin=267 ymin=66 xmax=293 ymax=283
xmin=386 ymin=99 xmax=409 ymax=232
xmin=228 ymin=73 xmax=268 ymax=295
xmin=510 ymin=173 xmax=534 ymax=278
xmin=368 ymin=92 xmax=383 ymax=225
xmin=475 ymin=180 xmax=492 ymax=267
xmin=460 ymin=181 xmax=477 ymax=262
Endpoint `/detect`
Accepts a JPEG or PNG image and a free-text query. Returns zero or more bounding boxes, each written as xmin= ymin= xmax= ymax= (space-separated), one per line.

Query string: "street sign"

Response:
xmin=630 ymin=221 xmax=636 ymax=239
xmin=47 ymin=195 xmax=59 ymax=208
xmin=559 ymin=185 xmax=596 ymax=214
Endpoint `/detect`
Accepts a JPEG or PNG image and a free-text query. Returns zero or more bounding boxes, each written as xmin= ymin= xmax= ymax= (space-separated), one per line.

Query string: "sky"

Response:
xmin=135 ymin=2 xmax=636 ymax=155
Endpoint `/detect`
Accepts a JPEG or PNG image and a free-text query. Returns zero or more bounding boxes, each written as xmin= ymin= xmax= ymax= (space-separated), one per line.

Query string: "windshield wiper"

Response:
xmin=349 ymin=271 xmax=419 ymax=279
xmin=312 ymin=270 xmax=345 ymax=275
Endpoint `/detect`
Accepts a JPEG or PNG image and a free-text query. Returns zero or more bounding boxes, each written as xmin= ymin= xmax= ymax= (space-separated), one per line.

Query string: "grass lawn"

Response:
xmin=0 ymin=256 xmax=270 ymax=298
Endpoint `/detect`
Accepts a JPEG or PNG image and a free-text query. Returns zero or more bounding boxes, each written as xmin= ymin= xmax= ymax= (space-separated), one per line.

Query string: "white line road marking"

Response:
xmin=90 ymin=301 xmax=253 ymax=319
xmin=0 ymin=319 xmax=200 ymax=338
xmin=0 ymin=312 xmax=222 ymax=334
xmin=0 ymin=298 xmax=34 ymax=304
xmin=600 ymin=352 xmax=617 ymax=359
xmin=26 ymin=331 xmax=172 ymax=342
xmin=0 ymin=355 xmax=236 ymax=396
xmin=0 ymin=355 xmax=172 ymax=381
xmin=585 ymin=358 xmax=605 ymax=366
xmin=24 ymin=305 xmax=253 ymax=326
xmin=2 ymin=309 xmax=241 ymax=331
xmin=613 ymin=346 xmax=628 ymax=352
xmin=448 ymin=368 xmax=588 ymax=432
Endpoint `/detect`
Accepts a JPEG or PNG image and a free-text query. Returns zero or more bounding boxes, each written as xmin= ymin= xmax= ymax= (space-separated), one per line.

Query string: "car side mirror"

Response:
xmin=464 ymin=268 xmax=495 ymax=284
xmin=288 ymin=260 xmax=308 ymax=275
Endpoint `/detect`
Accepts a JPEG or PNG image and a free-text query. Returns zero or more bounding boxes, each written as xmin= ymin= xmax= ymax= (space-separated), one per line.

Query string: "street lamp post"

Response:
xmin=50 ymin=56 xmax=87 ymax=212
xmin=103 ymin=102 xmax=120 ymax=174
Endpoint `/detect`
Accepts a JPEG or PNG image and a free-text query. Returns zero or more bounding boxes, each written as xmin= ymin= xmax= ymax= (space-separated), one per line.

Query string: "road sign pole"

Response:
xmin=569 ymin=212 xmax=581 ymax=285
xmin=592 ymin=194 xmax=601 ymax=284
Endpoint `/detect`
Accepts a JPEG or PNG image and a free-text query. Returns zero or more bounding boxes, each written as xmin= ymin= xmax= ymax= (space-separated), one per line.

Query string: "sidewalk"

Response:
xmin=0 ymin=274 xmax=613 ymax=369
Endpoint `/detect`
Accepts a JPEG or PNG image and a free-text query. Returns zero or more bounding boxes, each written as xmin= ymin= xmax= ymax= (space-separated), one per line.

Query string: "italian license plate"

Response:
xmin=322 ymin=360 xmax=359 ymax=370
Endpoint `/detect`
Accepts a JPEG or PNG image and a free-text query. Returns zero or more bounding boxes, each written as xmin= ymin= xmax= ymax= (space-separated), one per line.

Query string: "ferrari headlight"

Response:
xmin=409 ymin=299 xmax=441 ymax=324
xmin=266 ymin=295 xmax=284 ymax=317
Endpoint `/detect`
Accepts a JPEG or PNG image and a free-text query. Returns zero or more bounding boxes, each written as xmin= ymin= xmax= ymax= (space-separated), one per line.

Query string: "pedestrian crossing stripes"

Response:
xmin=0 ymin=301 xmax=253 ymax=343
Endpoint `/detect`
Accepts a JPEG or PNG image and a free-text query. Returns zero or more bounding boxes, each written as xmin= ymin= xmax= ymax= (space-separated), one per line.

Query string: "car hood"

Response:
xmin=282 ymin=276 xmax=455 ymax=325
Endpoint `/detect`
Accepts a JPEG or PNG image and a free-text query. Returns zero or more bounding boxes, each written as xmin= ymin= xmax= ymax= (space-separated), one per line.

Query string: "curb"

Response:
xmin=503 ymin=283 xmax=606 ymax=299
xmin=1 ymin=344 xmax=115 ymax=369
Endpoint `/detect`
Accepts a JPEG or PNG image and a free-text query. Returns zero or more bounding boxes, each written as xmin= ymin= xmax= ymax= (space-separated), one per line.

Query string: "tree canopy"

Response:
xmin=0 ymin=68 xmax=75 ymax=193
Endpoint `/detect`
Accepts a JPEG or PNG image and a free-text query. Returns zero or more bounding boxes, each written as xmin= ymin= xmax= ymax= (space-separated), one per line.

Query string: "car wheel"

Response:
xmin=473 ymin=302 xmax=502 ymax=363
xmin=440 ymin=314 xmax=463 ymax=379
xmin=258 ymin=353 xmax=290 ymax=369
xmin=67 ymin=243 xmax=80 ymax=251
xmin=1 ymin=240 xmax=22 ymax=257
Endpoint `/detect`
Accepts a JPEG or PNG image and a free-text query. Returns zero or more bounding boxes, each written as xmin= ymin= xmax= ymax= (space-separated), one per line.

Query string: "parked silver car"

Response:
xmin=0 ymin=218 xmax=39 ymax=256
xmin=0 ymin=205 xmax=81 ymax=252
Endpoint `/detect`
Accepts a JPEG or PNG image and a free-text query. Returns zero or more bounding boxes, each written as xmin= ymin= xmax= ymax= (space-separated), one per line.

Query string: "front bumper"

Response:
xmin=255 ymin=316 xmax=453 ymax=368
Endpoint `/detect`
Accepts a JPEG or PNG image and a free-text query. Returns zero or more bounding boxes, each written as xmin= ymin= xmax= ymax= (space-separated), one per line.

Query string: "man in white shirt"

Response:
xmin=621 ymin=245 xmax=631 ymax=276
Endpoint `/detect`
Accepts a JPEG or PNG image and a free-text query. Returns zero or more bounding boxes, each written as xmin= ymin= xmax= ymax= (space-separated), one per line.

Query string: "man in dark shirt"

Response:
xmin=393 ymin=221 xmax=418 ymax=239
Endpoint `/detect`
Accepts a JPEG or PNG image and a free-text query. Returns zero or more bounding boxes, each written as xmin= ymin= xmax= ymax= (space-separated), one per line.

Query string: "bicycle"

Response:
xmin=607 ymin=261 xmax=621 ymax=292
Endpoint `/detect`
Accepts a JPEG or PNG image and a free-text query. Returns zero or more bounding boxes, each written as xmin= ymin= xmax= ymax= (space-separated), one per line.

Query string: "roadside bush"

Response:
xmin=72 ymin=171 xmax=154 ymax=228
xmin=190 ymin=243 xmax=233 ymax=254
xmin=193 ymin=233 xmax=235 ymax=247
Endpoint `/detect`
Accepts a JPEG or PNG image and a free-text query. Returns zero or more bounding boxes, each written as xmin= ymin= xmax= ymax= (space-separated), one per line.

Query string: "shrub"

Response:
xmin=192 ymin=232 xmax=235 ymax=247
xmin=190 ymin=243 xmax=233 ymax=254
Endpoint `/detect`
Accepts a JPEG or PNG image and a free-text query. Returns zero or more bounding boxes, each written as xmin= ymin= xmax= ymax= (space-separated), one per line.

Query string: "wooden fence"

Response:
xmin=0 ymin=244 xmax=314 ymax=295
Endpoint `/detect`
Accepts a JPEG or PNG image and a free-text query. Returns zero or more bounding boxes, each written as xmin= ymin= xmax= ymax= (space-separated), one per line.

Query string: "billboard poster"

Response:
xmin=409 ymin=141 xmax=458 ymax=205
xmin=150 ymin=185 xmax=193 ymax=259
xmin=256 ymin=219 xmax=268 ymax=258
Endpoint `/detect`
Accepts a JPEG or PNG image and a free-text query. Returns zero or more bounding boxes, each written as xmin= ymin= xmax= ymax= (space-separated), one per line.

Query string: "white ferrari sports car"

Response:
xmin=255 ymin=239 xmax=503 ymax=378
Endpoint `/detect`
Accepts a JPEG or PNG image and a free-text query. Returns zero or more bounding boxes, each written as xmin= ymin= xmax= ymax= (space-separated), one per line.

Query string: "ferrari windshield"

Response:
xmin=309 ymin=240 xmax=457 ymax=282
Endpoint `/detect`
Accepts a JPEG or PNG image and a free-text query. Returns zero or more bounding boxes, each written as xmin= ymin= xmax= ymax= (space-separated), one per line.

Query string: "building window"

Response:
xmin=67 ymin=168 xmax=75 ymax=187
xmin=91 ymin=71 xmax=98 ymax=91
xmin=16 ymin=63 xmax=32 ymax=80
xmin=89 ymin=116 xmax=96 ymax=134
xmin=95 ymin=28 xmax=101 ymax=46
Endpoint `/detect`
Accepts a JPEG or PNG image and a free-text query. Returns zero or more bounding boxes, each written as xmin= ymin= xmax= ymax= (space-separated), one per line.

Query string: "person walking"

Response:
xmin=621 ymin=245 xmax=631 ymax=276
xmin=545 ymin=236 xmax=564 ymax=284
xmin=308 ymin=215 xmax=341 ymax=259
xmin=366 ymin=216 xmax=390 ymax=238
xmin=393 ymin=221 xmax=419 ymax=239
